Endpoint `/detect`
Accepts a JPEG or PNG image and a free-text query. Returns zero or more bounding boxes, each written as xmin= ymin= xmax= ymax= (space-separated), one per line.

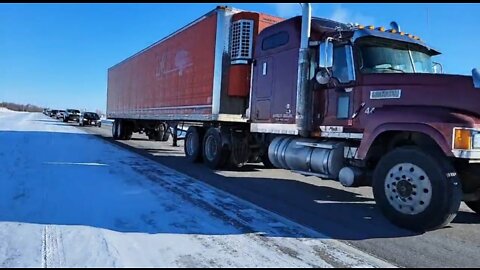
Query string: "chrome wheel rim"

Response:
xmin=186 ymin=132 xmax=196 ymax=156
xmin=205 ymin=135 xmax=217 ymax=162
xmin=384 ymin=163 xmax=433 ymax=215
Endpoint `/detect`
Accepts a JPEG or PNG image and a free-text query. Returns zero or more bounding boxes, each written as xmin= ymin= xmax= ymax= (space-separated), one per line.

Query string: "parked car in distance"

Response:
xmin=63 ymin=109 xmax=81 ymax=122
xmin=79 ymin=112 xmax=101 ymax=127
xmin=49 ymin=110 xmax=59 ymax=117
xmin=56 ymin=110 xmax=66 ymax=119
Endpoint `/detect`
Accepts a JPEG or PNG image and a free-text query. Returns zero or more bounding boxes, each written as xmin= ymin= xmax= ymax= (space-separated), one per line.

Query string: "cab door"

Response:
xmin=252 ymin=56 xmax=274 ymax=120
xmin=320 ymin=43 xmax=360 ymax=128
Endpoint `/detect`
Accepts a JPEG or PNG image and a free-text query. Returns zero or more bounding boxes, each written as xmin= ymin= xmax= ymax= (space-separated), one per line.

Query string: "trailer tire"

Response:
xmin=184 ymin=127 xmax=203 ymax=163
xmin=203 ymin=127 xmax=229 ymax=169
xmin=117 ymin=120 xmax=125 ymax=139
xmin=160 ymin=123 xmax=170 ymax=142
xmin=112 ymin=120 xmax=120 ymax=140
xmin=119 ymin=121 xmax=132 ymax=140
xmin=466 ymin=200 xmax=480 ymax=215
xmin=372 ymin=146 xmax=462 ymax=232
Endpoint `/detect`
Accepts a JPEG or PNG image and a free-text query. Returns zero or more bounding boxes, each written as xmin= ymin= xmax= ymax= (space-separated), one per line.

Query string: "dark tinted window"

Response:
xmin=262 ymin=31 xmax=289 ymax=50
xmin=332 ymin=45 xmax=350 ymax=83
xmin=84 ymin=112 xmax=99 ymax=119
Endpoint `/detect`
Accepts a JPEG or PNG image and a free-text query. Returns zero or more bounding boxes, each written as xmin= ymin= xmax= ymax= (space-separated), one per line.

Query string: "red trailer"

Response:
xmin=107 ymin=4 xmax=480 ymax=232
xmin=107 ymin=6 xmax=282 ymax=128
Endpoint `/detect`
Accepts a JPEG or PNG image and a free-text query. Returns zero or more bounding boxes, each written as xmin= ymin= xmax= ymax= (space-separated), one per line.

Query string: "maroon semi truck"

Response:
xmin=107 ymin=4 xmax=480 ymax=231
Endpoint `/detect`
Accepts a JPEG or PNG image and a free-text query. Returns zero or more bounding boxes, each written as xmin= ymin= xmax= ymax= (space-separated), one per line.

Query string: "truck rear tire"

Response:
xmin=372 ymin=146 xmax=462 ymax=232
xmin=184 ymin=126 xmax=203 ymax=163
xmin=202 ymin=127 xmax=229 ymax=169
xmin=466 ymin=200 xmax=480 ymax=214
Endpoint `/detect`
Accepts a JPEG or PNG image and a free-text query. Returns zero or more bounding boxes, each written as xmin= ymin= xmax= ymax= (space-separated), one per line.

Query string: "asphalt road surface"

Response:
xmin=78 ymin=119 xmax=480 ymax=268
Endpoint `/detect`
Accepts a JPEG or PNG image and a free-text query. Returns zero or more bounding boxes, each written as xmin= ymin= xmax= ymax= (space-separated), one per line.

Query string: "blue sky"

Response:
xmin=1 ymin=3 xmax=479 ymax=112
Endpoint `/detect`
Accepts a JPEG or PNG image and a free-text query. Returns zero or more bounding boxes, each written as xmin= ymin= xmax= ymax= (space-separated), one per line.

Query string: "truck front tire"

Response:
xmin=372 ymin=146 xmax=462 ymax=232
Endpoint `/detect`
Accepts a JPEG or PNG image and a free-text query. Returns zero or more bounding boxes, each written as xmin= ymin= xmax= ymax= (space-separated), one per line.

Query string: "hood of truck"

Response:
xmin=361 ymin=73 xmax=480 ymax=118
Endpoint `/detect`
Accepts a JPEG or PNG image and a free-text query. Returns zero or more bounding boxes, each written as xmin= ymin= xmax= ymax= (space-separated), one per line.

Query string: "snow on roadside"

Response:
xmin=0 ymin=111 xmax=395 ymax=268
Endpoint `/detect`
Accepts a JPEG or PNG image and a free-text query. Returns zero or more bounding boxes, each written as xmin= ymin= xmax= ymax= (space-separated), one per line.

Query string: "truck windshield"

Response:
xmin=357 ymin=38 xmax=435 ymax=74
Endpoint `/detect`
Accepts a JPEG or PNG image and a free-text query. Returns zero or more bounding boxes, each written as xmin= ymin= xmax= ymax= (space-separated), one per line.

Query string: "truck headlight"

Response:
xmin=473 ymin=132 xmax=480 ymax=149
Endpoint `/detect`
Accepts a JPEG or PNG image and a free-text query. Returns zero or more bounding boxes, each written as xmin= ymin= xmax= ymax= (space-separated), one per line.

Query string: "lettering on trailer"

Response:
xmin=370 ymin=89 xmax=402 ymax=100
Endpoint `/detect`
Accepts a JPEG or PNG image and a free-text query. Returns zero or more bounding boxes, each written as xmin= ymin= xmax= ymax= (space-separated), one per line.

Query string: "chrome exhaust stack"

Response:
xmin=295 ymin=3 xmax=312 ymax=137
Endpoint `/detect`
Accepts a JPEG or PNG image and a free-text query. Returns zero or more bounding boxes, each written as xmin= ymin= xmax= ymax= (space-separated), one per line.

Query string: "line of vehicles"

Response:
xmin=43 ymin=108 xmax=102 ymax=127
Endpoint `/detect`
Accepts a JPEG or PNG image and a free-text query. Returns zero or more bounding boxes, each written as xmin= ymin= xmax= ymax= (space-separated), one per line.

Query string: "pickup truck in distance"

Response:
xmin=106 ymin=4 xmax=480 ymax=232
xmin=63 ymin=109 xmax=81 ymax=123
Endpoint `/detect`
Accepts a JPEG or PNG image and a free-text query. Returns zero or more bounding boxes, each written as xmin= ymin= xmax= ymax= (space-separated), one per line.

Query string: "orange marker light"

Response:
xmin=454 ymin=129 xmax=472 ymax=150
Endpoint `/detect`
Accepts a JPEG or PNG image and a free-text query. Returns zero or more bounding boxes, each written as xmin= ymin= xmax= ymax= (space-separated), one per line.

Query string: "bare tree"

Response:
xmin=0 ymin=102 xmax=44 ymax=112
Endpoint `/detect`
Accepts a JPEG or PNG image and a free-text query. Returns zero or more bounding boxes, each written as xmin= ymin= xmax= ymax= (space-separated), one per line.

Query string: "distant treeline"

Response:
xmin=0 ymin=102 xmax=44 ymax=112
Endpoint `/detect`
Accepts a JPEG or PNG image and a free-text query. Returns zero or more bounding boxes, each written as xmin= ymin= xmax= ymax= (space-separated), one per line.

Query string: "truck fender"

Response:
xmin=357 ymin=123 xmax=453 ymax=160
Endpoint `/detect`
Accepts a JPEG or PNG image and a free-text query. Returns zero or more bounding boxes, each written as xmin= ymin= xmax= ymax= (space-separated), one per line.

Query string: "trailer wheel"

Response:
xmin=184 ymin=126 xmax=204 ymax=163
xmin=119 ymin=121 xmax=132 ymax=140
xmin=117 ymin=120 xmax=124 ymax=139
xmin=112 ymin=120 xmax=120 ymax=140
xmin=203 ymin=127 xmax=229 ymax=169
xmin=372 ymin=146 xmax=462 ymax=232
xmin=466 ymin=200 xmax=480 ymax=215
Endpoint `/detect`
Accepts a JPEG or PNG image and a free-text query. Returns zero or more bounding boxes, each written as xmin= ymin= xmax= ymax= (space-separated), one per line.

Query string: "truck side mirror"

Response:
xmin=473 ymin=68 xmax=480 ymax=88
xmin=316 ymin=39 xmax=333 ymax=85
xmin=319 ymin=40 xmax=333 ymax=68
xmin=432 ymin=62 xmax=443 ymax=74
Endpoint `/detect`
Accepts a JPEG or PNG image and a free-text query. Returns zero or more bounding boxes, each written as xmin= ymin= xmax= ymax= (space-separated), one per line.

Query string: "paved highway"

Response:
xmin=80 ymin=121 xmax=480 ymax=268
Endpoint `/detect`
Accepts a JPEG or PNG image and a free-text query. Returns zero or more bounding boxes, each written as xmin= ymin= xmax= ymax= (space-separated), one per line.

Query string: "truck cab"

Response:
xmin=251 ymin=14 xmax=480 ymax=231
